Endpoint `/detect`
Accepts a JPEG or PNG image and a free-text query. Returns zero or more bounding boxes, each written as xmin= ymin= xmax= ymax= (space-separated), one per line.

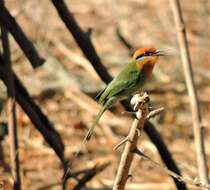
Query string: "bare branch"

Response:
xmin=113 ymin=93 xmax=149 ymax=190
xmin=1 ymin=15 xmax=21 ymax=189
xmin=170 ymin=0 xmax=209 ymax=186
xmin=0 ymin=3 xmax=45 ymax=68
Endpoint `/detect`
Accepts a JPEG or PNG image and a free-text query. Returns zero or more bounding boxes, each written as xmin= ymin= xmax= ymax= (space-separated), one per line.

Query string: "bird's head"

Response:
xmin=133 ymin=47 xmax=165 ymax=77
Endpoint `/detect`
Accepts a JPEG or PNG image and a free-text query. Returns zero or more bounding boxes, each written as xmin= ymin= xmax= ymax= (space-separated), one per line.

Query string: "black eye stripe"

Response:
xmin=135 ymin=54 xmax=144 ymax=60
xmin=136 ymin=51 xmax=155 ymax=60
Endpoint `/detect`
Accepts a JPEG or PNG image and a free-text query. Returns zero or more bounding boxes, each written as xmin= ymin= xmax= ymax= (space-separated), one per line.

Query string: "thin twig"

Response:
xmin=113 ymin=93 xmax=149 ymax=190
xmin=113 ymin=136 xmax=129 ymax=151
xmin=146 ymin=107 xmax=164 ymax=120
xmin=170 ymin=0 xmax=209 ymax=186
xmin=0 ymin=3 xmax=45 ymax=68
xmin=1 ymin=16 xmax=21 ymax=189
xmin=134 ymin=148 xmax=210 ymax=189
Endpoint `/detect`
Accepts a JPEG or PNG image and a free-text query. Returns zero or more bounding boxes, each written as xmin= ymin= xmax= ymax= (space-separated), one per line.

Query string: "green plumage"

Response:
xmin=85 ymin=59 xmax=149 ymax=141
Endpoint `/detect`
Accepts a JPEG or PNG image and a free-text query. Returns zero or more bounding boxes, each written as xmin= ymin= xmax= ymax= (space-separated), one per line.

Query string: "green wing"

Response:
xmin=98 ymin=60 xmax=143 ymax=104
xmin=105 ymin=70 xmax=140 ymax=97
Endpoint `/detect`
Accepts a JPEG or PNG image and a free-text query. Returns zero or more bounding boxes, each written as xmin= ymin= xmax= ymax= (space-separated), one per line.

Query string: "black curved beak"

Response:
xmin=155 ymin=49 xmax=167 ymax=56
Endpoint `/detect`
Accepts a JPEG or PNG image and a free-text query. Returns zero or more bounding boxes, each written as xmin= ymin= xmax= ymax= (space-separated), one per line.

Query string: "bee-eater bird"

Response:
xmin=85 ymin=47 xmax=166 ymax=141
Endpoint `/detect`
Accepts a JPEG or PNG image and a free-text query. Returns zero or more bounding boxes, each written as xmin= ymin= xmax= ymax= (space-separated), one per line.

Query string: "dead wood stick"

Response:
xmin=113 ymin=93 xmax=149 ymax=190
xmin=0 ymin=3 xmax=45 ymax=68
xmin=170 ymin=0 xmax=209 ymax=186
xmin=1 ymin=19 xmax=21 ymax=189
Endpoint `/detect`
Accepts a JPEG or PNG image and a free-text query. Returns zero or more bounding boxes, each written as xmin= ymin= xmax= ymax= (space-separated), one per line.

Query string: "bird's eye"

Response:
xmin=145 ymin=52 xmax=154 ymax=56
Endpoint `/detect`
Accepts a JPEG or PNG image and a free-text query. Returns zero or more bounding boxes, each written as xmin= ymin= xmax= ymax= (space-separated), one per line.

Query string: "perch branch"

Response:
xmin=170 ymin=0 xmax=209 ymax=186
xmin=1 ymin=16 xmax=21 ymax=190
xmin=50 ymin=1 xmax=187 ymax=189
xmin=0 ymin=3 xmax=45 ymax=68
xmin=113 ymin=93 xmax=149 ymax=190
xmin=115 ymin=18 xmax=187 ymax=190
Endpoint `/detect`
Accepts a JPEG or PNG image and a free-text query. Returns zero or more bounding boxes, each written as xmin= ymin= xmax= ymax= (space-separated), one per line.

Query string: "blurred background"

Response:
xmin=0 ymin=0 xmax=209 ymax=189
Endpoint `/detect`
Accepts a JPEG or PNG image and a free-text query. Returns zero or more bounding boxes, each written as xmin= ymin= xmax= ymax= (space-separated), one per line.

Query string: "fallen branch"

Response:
xmin=170 ymin=0 xmax=209 ymax=186
xmin=113 ymin=93 xmax=149 ymax=190
xmin=0 ymin=3 xmax=45 ymax=68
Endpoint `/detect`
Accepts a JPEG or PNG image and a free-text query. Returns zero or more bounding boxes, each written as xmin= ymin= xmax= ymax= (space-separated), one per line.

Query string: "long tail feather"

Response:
xmin=72 ymin=98 xmax=115 ymax=165
xmin=85 ymin=97 xmax=116 ymax=141
xmin=85 ymin=105 xmax=107 ymax=141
